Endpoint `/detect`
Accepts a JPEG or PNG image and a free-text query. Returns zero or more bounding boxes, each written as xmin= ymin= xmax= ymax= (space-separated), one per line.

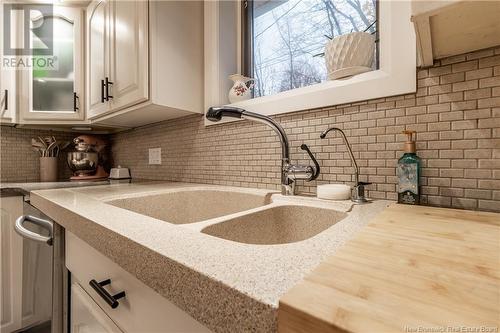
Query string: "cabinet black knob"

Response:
xmin=89 ymin=279 xmax=126 ymax=309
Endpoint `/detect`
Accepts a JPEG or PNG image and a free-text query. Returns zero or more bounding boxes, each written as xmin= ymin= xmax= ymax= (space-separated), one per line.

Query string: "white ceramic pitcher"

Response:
xmin=228 ymin=74 xmax=254 ymax=103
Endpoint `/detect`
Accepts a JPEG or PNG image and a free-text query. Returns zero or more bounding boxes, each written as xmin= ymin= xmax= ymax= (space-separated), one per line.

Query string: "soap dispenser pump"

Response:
xmin=397 ymin=130 xmax=421 ymax=205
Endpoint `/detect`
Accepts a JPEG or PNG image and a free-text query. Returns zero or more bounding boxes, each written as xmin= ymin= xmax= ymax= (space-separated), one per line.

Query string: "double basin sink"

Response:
xmin=106 ymin=189 xmax=348 ymax=245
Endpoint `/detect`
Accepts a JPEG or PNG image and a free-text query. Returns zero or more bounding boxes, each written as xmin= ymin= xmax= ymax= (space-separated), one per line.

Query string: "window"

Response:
xmin=243 ymin=0 xmax=378 ymax=98
xmin=203 ymin=0 xmax=415 ymax=123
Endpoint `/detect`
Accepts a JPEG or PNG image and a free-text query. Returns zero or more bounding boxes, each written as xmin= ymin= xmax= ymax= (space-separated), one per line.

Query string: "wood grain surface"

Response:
xmin=279 ymin=203 xmax=500 ymax=333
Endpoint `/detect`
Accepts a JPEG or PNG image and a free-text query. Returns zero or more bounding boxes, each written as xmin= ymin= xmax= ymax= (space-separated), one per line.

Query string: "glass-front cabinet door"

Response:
xmin=19 ymin=6 xmax=84 ymax=122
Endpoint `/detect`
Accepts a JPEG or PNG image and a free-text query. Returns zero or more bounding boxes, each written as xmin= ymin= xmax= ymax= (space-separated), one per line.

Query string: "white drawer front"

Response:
xmin=71 ymin=283 xmax=123 ymax=333
xmin=66 ymin=231 xmax=210 ymax=333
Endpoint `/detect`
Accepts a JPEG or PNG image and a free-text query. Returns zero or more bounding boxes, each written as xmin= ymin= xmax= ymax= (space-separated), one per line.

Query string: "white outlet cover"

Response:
xmin=148 ymin=148 xmax=161 ymax=165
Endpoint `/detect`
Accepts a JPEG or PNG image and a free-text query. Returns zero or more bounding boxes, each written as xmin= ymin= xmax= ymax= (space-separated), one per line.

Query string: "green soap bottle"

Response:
xmin=397 ymin=130 xmax=421 ymax=205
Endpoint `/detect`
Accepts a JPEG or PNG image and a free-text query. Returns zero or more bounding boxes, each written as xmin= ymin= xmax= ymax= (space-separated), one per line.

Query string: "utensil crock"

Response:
xmin=40 ymin=157 xmax=58 ymax=182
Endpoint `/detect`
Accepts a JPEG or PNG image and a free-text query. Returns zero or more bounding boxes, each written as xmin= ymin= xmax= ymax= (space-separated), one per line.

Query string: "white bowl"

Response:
xmin=317 ymin=184 xmax=351 ymax=200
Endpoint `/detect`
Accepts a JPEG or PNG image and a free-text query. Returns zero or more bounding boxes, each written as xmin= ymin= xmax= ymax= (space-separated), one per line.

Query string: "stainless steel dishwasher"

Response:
xmin=1 ymin=189 xmax=67 ymax=333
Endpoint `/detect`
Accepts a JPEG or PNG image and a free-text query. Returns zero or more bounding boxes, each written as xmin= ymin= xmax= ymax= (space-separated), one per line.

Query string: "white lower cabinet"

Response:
xmin=0 ymin=196 xmax=24 ymax=332
xmin=71 ymin=283 xmax=123 ymax=333
xmin=0 ymin=197 xmax=52 ymax=333
xmin=66 ymin=231 xmax=210 ymax=333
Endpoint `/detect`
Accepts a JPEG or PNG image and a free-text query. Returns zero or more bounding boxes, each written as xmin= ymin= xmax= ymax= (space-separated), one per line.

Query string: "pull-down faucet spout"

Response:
xmin=206 ymin=106 xmax=319 ymax=195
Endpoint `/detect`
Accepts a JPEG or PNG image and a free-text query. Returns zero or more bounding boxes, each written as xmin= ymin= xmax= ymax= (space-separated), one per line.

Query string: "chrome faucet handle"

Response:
xmin=352 ymin=182 xmax=371 ymax=203
xmin=285 ymin=164 xmax=315 ymax=182
xmin=283 ymin=145 xmax=321 ymax=195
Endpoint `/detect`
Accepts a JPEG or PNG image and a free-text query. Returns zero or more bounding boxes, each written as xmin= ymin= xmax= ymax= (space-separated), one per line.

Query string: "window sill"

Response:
xmin=205 ymin=66 xmax=416 ymax=125
xmin=234 ymin=68 xmax=414 ymax=115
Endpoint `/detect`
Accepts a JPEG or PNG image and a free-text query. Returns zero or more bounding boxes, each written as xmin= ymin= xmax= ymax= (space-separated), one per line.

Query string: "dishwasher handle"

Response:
xmin=15 ymin=215 xmax=53 ymax=245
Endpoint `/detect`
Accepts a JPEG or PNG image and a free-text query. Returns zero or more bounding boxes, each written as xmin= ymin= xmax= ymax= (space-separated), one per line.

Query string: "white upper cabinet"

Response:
xmin=0 ymin=4 xmax=16 ymax=124
xmin=87 ymin=0 xmax=149 ymax=119
xmin=2 ymin=0 xmax=203 ymax=129
xmin=87 ymin=0 xmax=109 ymax=118
xmin=19 ymin=6 xmax=85 ymax=123
xmin=107 ymin=0 xmax=149 ymax=112
xmin=87 ymin=0 xmax=204 ymax=128
xmin=0 ymin=69 xmax=16 ymax=124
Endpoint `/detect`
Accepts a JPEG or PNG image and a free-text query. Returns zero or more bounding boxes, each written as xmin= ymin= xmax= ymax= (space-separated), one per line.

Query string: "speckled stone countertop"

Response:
xmin=30 ymin=181 xmax=391 ymax=332
xmin=0 ymin=180 xmax=110 ymax=194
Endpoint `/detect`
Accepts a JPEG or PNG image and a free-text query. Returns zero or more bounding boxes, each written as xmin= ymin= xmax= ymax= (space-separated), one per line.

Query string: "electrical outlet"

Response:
xmin=148 ymin=148 xmax=161 ymax=165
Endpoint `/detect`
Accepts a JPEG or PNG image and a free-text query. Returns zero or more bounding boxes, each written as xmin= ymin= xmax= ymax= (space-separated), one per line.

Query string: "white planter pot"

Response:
xmin=324 ymin=32 xmax=375 ymax=80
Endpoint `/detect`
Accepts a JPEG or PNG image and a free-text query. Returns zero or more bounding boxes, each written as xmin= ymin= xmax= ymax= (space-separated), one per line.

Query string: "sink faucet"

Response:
xmin=320 ymin=127 xmax=370 ymax=203
xmin=206 ymin=106 xmax=320 ymax=195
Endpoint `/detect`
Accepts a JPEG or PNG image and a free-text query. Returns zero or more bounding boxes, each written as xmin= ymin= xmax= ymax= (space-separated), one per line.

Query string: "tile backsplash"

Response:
xmin=112 ymin=47 xmax=499 ymax=212
xmin=0 ymin=48 xmax=497 ymax=212
xmin=0 ymin=127 xmax=75 ymax=182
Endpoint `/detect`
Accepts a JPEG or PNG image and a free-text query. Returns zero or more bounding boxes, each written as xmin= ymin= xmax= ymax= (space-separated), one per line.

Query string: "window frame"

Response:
xmin=241 ymin=0 xmax=380 ymax=95
xmin=241 ymin=0 xmax=253 ymax=80
xmin=204 ymin=0 xmax=416 ymax=125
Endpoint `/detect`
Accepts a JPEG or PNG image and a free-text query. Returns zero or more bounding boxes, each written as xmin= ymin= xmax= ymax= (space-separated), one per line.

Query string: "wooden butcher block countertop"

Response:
xmin=279 ymin=203 xmax=500 ymax=333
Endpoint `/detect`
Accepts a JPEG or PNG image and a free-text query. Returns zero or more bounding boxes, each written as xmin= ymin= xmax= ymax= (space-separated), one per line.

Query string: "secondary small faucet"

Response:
xmin=320 ymin=127 xmax=370 ymax=203
xmin=206 ymin=106 xmax=320 ymax=195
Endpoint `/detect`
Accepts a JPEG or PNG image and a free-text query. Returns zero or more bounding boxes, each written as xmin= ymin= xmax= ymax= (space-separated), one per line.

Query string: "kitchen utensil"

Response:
xmin=46 ymin=142 xmax=57 ymax=157
xmin=31 ymin=138 xmax=45 ymax=148
xmin=31 ymin=136 xmax=71 ymax=181
xmin=32 ymin=147 xmax=43 ymax=156
xmin=38 ymin=136 xmax=47 ymax=147
xmin=32 ymin=136 xmax=68 ymax=158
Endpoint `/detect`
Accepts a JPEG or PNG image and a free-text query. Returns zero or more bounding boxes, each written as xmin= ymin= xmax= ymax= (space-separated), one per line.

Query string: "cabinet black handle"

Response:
xmin=101 ymin=80 xmax=106 ymax=103
xmin=73 ymin=92 xmax=79 ymax=111
xmin=105 ymin=77 xmax=113 ymax=100
xmin=4 ymin=90 xmax=8 ymax=111
xmin=89 ymin=279 xmax=125 ymax=309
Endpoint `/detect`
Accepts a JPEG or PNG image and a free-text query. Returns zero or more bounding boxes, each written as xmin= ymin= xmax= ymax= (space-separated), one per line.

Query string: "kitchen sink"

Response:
xmin=107 ymin=189 xmax=272 ymax=224
xmin=201 ymin=205 xmax=347 ymax=244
